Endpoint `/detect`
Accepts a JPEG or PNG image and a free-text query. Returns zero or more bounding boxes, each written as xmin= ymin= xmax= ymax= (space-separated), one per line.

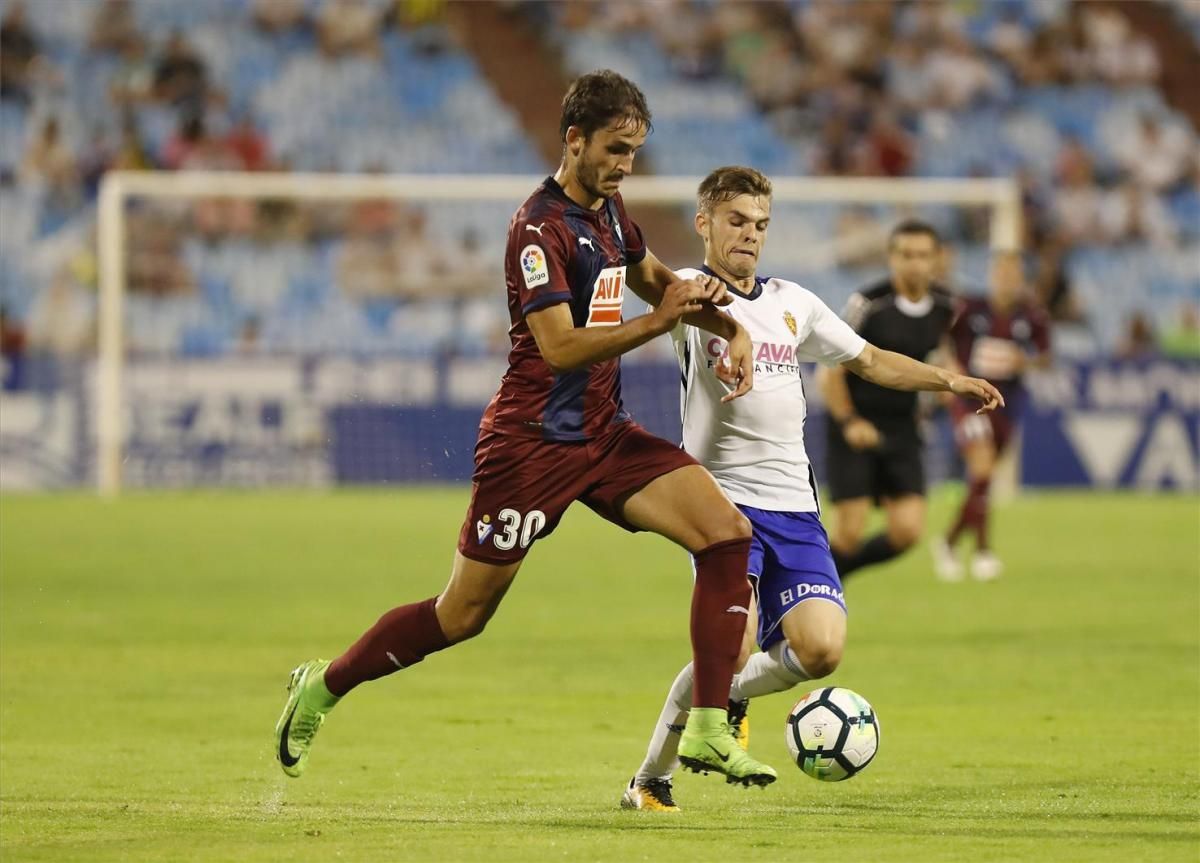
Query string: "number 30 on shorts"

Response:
xmin=493 ymin=508 xmax=546 ymax=550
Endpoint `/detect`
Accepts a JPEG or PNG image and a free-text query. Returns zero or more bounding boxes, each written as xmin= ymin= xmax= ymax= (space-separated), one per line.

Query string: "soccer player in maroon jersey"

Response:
xmin=933 ymin=251 xmax=1051 ymax=581
xmin=274 ymin=70 xmax=780 ymax=788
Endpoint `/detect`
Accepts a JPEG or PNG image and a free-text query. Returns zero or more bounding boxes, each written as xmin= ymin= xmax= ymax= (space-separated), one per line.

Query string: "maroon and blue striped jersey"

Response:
xmin=480 ymin=177 xmax=647 ymax=442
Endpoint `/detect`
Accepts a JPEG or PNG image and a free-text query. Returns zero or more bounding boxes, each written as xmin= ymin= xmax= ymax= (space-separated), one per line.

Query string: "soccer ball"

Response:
xmin=785 ymin=687 xmax=880 ymax=781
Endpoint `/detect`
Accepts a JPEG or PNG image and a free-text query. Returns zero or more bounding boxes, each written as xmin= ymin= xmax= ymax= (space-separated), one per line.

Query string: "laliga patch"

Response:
xmin=586 ymin=265 xmax=625 ymax=327
xmin=520 ymin=244 xmax=549 ymax=289
xmin=476 ymin=515 xmax=494 ymax=544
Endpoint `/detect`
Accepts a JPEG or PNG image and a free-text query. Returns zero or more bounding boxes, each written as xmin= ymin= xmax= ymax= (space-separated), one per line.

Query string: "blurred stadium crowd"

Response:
xmin=0 ymin=0 xmax=1197 ymax=368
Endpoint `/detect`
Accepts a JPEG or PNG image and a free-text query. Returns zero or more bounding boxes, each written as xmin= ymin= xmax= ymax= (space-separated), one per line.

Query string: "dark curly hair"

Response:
xmin=559 ymin=69 xmax=652 ymax=142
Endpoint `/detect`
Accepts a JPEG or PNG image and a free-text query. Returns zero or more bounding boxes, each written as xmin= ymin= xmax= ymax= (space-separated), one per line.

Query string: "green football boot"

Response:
xmin=677 ymin=707 xmax=776 ymax=788
xmin=274 ymin=659 xmax=339 ymax=778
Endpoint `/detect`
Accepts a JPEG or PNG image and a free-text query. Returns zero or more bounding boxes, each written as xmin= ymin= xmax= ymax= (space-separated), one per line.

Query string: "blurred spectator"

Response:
xmin=442 ymin=226 xmax=500 ymax=298
xmin=1098 ymin=179 xmax=1179 ymax=248
xmin=0 ymin=1 xmax=38 ymax=104
xmin=987 ymin=5 xmax=1033 ymax=71
xmin=863 ymin=107 xmax=914 ymax=177
xmin=225 ymin=115 xmax=272 ymax=172
xmin=317 ymin=0 xmax=384 ymax=59
xmin=165 ymin=117 xmax=256 ymax=239
xmin=1051 ymin=137 xmax=1101 ymax=244
xmin=1116 ymin=311 xmax=1159 ymax=361
xmin=89 ymin=0 xmax=140 ymax=54
xmin=162 ymin=115 xmax=206 ymax=170
xmin=1080 ymin=6 xmax=1160 ymax=86
xmin=126 ymin=212 xmax=193 ymax=297
xmin=21 ymin=118 xmax=81 ymax=207
xmin=81 ymin=116 xmax=154 ymax=190
xmin=745 ymin=36 xmax=806 ymax=111
xmin=1033 ymin=239 xmax=1086 ymax=325
xmin=110 ymin=38 xmax=156 ymax=106
xmin=885 ymin=37 xmax=934 ymax=112
xmin=812 ymin=113 xmax=856 ymax=176
xmin=1016 ymin=166 xmax=1051 ymax=249
xmin=164 ymin=116 xmax=242 ymax=172
xmin=392 ymin=0 xmax=452 ymax=56
xmin=352 ymin=205 xmax=450 ymax=300
xmin=833 ymin=205 xmax=888 ymax=267
xmin=0 ymin=304 xmax=27 ymax=367
xmin=253 ymin=0 xmax=308 ymax=35
xmin=650 ymin=0 xmax=722 ymax=81
xmin=796 ymin=0 xmax=880 ymax=76
xmin=926 ymin=32 xmax=1002 ymax=109
xmin=112 ymin=119 xmax=154 ymax=171
xmin=27 ymin=268 xmax=95 ymax=356
xmin=336 ymin=228 xmax=401 ymax=301
xmin=153 ymin=30 xmax=208 ymax=114
xmin=1160 ymin=304 xmax=1200 ymax=360
xmin=236 ymin=315 xmax=263 ymax=355
xmin=1116 ymin=114 xmax=1193 ymax=192
xmin=336 ymin=196 xmax=404 ymax=300
xmin=713 ymin=3 xmax=771 ymax=84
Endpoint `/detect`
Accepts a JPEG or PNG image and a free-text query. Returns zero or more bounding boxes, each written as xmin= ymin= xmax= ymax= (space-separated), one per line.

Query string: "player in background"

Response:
xmin=622 ymin=167 xmax=1003 ymax=811
xmin=932 ymin=251 xmax=1051 ymax=581
xmin=818 ymin=222 xmax=956 ymax=580
xmin=274 ymin=70 xmax=782 ymax=788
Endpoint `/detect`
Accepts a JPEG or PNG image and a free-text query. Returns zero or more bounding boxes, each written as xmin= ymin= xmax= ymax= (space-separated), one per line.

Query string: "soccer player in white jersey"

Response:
xmin=621 ymin=166 xmax=1005 ymax=811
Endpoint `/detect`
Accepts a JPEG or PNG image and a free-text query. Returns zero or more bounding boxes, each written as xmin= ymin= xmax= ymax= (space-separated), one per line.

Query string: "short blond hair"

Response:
xmin=697 ymin=166 xmax=772 ymax=214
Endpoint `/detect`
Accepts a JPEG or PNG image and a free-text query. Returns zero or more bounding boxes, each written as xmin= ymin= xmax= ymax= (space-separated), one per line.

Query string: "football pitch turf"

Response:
xmin=1 ymin=489 xmax=1197 ymax=862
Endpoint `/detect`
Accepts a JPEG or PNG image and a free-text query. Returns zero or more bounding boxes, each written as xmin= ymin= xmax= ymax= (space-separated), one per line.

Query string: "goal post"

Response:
xmin=95 ymin=170 xmax=1021 ymax=496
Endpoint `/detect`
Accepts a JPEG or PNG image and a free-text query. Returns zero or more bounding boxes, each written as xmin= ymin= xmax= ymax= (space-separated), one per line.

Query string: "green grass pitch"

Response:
xmin=1 ymin=489 xmax=1197 ymax=862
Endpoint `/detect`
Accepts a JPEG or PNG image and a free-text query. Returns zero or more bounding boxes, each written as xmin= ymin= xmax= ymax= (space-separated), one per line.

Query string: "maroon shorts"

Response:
xmin=952 ymin=402 xmax=1016 ymax=454
xmin=457 ymin=421 xmax=698 ymax=565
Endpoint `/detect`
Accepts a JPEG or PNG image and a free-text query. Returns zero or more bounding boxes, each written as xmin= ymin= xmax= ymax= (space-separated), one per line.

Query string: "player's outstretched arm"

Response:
xmin=526 ymin=279 xmax=713 ymax=373
xmin=842 ymin=344 xmax=1005 ymax=413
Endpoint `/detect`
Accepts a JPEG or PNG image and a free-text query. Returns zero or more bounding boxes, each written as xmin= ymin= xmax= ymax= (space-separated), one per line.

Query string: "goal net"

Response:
xmin=93 ymin=171 xmax=1019 ymax=495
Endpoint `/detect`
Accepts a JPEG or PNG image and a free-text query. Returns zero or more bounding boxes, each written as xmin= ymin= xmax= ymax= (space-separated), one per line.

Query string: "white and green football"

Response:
xmin=785 ymin=686 xmax=880 ymax=781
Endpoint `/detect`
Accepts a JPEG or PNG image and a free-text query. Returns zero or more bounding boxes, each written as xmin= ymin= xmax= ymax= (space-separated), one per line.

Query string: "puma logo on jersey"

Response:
xmin=525 ymin=223 xmax=546 ymax=236
xmin=726 ymin=605 xmax=750 ymax=615
xmin=577 ymin=237 xmax=595 ymax=251
xmin=586 ymin=266 xmax=625 ymax=327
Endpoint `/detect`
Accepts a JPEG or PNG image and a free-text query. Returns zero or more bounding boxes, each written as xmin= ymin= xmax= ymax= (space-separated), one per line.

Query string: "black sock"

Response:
xmin=834 ymin=533 xmax=903 ymax=579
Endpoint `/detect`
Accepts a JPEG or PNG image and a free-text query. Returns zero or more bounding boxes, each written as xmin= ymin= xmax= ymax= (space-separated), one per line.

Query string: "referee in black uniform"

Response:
xmin=818 ymin=220 xmax=956 ymax=579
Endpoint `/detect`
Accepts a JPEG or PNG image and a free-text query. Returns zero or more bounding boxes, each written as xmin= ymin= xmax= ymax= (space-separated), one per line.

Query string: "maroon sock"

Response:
xmin=323 ymin=597 xmax=449 ymax=697
xmin=970 ymin=477 xmax=992 ymax=550
xmin=690 ymin=537 xmax=752 ymax=709
xmin=947 ymin=488 xmax=973 ymax=546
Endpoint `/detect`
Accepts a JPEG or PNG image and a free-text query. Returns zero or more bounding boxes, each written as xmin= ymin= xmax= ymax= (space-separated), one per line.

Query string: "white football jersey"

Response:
xmin=672 ymin=267 xmax=866 ymax=512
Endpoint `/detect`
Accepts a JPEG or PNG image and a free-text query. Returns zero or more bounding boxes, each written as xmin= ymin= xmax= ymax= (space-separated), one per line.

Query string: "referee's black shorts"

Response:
xmin=825 ymin=416 xmax=926 ymax=503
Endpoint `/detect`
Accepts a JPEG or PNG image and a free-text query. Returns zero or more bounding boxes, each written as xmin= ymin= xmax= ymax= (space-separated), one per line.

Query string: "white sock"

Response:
xmin=729 ymin=641 xmax=811 ymax=701
xmin=634 ymin=662 xmax=692 ymax=783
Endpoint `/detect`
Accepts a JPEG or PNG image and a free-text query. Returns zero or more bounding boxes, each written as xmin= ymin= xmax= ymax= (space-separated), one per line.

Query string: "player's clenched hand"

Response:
xmin=651 ymin=279 xmax=709 ymax=332
xmin=716 ymin=327 xmax=754 ymax=402
xmin=842 ymin=417 xmax=881 ymax=450
xmin=950 ymin=375 xmax=1006 ymax=413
